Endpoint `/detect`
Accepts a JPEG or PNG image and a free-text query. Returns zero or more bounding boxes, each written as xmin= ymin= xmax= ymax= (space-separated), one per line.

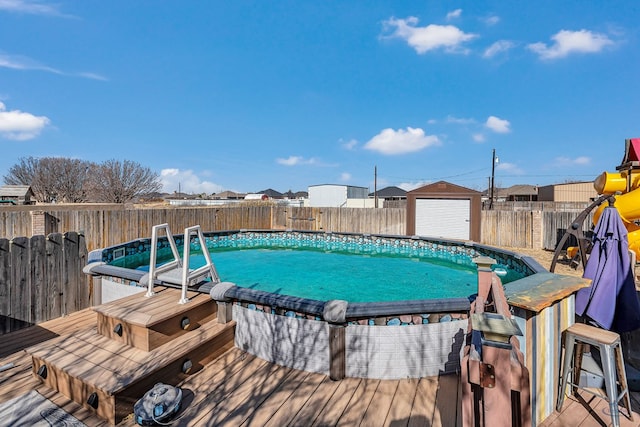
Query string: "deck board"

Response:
xmin=386 ymin=378 xmax=419 ymax=425
xmin=260 ymin=371 xmax=327 ymax=427
xmin=3 ymin=308 xmax=640 ymax=426
xmin=239 ymin=368 xmax=311 ymax=427
xmin=408 ymin=377 xmax=439 ymax=426
xmin=433 ymin=373 xmax=461 ymax=427
xmin=334 ymin=378 xmax=380 ymax=426
xmin=311 ymin=376 xmax=362 ymax=426
xmin=361 ymin=378 xmax=400 ymax=425
xmin=287 ymin=372 xmax=344 ymax=425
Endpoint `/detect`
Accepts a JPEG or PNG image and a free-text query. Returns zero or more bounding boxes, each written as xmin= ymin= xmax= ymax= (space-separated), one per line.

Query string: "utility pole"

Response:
xmin=490 ymin=149 xmax=496 ymax=210
xmin=374 ymin=166 xmax=378 ymax=208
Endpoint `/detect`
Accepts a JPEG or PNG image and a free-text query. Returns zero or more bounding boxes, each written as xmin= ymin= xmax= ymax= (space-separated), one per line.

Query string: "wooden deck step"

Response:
xmin=93 ymin=286 xmax=217 ymax=351
xmin=27 ymin=317 xmax=236 ymax=425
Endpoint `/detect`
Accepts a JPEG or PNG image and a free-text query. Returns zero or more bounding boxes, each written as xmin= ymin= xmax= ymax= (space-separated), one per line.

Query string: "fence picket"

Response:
xmin=10 ymin=237 xmax=30 ymax=331
xmin=47 ymin=233 xmax=63 ymax=320
xmin=30 ymin=235 xmax=46 ymax=324
xmin=0 ymin=239 xmax=10 ymax=334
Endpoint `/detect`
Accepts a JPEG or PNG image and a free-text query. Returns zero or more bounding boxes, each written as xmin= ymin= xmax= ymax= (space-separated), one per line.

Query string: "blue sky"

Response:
xmin=0 ymin=1 xmax=638 ymax=195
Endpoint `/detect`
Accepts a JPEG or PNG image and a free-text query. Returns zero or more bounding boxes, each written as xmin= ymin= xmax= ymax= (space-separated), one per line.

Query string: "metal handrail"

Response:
xmin=146 ymin=223 xmax=181 ymax=297
xmin=146 ymin=223 xmax=220 ymax=304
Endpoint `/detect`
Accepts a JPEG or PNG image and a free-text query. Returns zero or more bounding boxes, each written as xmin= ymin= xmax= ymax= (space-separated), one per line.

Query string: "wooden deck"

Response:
xmin=2 ymin=309 xmax=640 ymax=426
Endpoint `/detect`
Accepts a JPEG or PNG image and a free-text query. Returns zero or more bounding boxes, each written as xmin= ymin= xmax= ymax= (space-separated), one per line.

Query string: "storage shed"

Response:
xmin=0 ymin=185 xmax=35 ymax=205
xmin=406 ymin=181 xmax=481 ymax=241
xmin=308 ymin=184 xmax=370 ymax=208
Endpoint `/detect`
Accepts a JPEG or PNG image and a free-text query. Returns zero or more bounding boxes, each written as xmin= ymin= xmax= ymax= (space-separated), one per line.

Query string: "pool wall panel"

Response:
xmin=101 ymin=277 xmax=146 ymax=304
xmin=233 ymin=305 xmax=330 ymax=375
xmin=345 ymin=320 xmax=468 ymax=379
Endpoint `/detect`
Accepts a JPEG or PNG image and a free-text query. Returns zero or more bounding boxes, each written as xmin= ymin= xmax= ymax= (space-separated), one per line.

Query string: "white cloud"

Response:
xmin=485 ymin=116 xmax=511 ymax=133
xmin=446 ymin=115 xmax=476 ymax=125
xmin=76 ymin=72 xmax=109 ymax=81
xmin=472 ymin=133 xmax=485 ymax=143
xmin=0 ymin=101 xmax=50 ymax=140
xmin=553 ymin=156 xmax=591 ymax=166
xmin=364 ymin=127 xmax=440 ymax=155
xmin=483 ymin=15 xmax=500 ymax=26
xmin=483 ymin=40 xmax=515 ymax=58
xmin=0 ymin=53 xmax=61 ymax=73
xmin=398 ymin=181 xmax=430 ymax=191
xmin=446 ymin=9 xmax=462 ymax=21
xmin=277 ymin=156 xmax=304 ymax=166
xmin=528 ymin=29 xmax=614 ymax=60
xmin=382 ymin=17 xmax=477 ymax=54
xmin=160 ymin=168 xmax=224 ymax=194
xmin=276 ymin=155 xmax=319 ymax=166
xmin=496 ymin=162 xmax=524 ymax=175
xmin=341 ymin=138 xmax=358 ymax=150
xmin=340 ymin=172 xmax=352 ymax=182
xmin=0 ymin=53 xmax=106 ymax=80
xmin=0 ymin=0 xmax=74 ymax=17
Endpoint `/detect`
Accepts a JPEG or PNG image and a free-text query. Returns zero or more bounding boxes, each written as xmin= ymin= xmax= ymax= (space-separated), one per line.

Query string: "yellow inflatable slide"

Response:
xmin=592 ymin=138 xmax=640 ymax=259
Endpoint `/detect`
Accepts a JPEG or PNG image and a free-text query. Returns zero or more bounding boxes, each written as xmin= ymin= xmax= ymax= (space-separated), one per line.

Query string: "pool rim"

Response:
xmin=84 ymin=228 xmax=547 ymax=322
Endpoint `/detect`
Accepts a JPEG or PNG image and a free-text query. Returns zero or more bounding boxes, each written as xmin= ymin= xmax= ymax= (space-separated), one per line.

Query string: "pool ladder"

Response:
xmin=144 ymin=223 xmax=220 ymax=304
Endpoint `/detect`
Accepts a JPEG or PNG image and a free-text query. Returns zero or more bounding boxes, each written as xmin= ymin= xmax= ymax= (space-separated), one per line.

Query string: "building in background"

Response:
xmin=537 ymin=181 xmax=598 ymax=202
xmin=307 ymin=184 xmax=372 ymax=208
xmin=0 ymin=185 xmax=35 ymax=205
xmin=406 ymin=181 xmax=482 ymax=241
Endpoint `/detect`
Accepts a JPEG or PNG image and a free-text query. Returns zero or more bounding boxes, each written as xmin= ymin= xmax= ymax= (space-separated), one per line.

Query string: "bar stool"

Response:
xmin=557 ymin=322 xmax=633 ymax=427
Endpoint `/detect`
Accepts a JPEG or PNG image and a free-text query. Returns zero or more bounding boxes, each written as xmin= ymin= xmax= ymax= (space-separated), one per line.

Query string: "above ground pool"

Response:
xmin=85 ymin=229 xmax=547 ymax=381
xmin=97 ymin=230 xmax=531 ymax=302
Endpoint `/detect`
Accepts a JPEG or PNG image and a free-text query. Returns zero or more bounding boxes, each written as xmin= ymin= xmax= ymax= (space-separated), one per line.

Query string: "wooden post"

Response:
xmin=473 ymin=256 xmax=496 ymax=303
xmin=217 ymin=302 xmax=233 ymax=324
xmin=328 ymin=323 xmax=346 ymax=380
xmin=323 ymin=300 xmax=348 ymax=380
xmin=480 ymin=340 xmax=514 ymax=425
xmin=463 ymin=257 xmax=531 ymax=427
xmin=209 ymin=282 xmax=237 ymax=324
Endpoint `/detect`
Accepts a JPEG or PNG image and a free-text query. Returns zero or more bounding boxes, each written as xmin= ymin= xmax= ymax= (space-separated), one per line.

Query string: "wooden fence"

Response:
xmin=0 ymin=205 xmax=407 ymax=251
xmin=0 ymin=203 xmax=593 ymax=251
xmin=0 ymin=232 xmax=91 ymax=334
xmin=0 ymin=204 xmax=595 ymax=334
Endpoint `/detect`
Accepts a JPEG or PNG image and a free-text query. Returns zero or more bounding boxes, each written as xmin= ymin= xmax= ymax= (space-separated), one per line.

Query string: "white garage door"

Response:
xmin=415 ymin=198 xmax=470 ymax=240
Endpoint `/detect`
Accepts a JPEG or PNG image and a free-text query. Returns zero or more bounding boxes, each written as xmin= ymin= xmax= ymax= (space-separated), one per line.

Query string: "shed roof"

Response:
xmin=369 ymin=186 xmax=407 ymax=198
xmin=257 ymin=188 xmax=283 ymax=198
xmin=214 ymin=190 xmax=245 ymax=199
xmin=408 ymin=181 xmax=480 ymax=195
xmin=308 ymin=184 xmax=368 ymax=190
xmin=0 ymin=185 xmax=33 ymax=197
xmin=502 ymin=184 xmax=537 ymax=196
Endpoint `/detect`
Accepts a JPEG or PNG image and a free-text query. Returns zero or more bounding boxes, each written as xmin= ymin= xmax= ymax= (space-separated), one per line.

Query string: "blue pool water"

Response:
xmin=150 ymin=248 xmax=478 ymax=302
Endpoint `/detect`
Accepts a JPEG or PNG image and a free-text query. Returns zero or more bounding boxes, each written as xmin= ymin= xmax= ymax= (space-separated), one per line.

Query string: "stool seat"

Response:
xmin=566 ymin=322 xmax=621 ymax=346
xmin=557 ymin=323 xmax=633 ymax=427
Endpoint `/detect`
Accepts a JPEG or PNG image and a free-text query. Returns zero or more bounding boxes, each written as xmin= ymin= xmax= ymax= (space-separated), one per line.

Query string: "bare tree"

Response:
xmin=87 ymin=159 xmax=162 ymax=203
xmin=4 ymin=156 xmax=93 ymax=203
xmin=39 ymin=158 xmax=93 ymax=203
xmin=5 ymin=157 xmax=161 ymax=204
